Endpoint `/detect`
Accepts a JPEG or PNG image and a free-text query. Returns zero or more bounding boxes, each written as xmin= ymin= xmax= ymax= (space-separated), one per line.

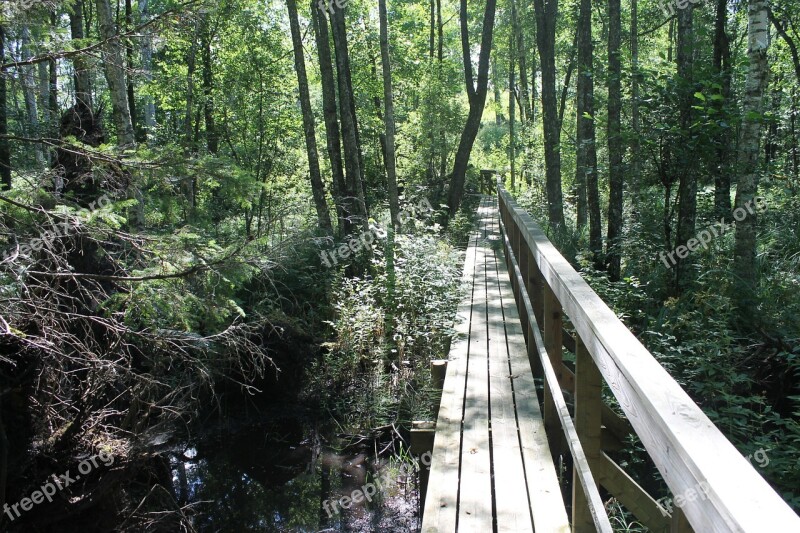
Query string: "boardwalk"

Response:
xmin=422 ymin=196 xmax=569 ymax=532
xmin=421 ymin=190 xmax=800 ymax=532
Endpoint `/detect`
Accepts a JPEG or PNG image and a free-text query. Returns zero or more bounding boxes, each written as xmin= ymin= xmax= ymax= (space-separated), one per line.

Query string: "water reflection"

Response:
xmin=173 ymin=415 xmax=419 ymax=532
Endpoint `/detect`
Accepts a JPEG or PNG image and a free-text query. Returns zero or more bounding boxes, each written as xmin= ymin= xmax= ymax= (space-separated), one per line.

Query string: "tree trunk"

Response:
xmin=330 ymin=7 xmax=369 ymax=231
xmin=311 ymin=3 xmax=349 ymax=236
xmin=379 ymin=0 xmax=401 ymax=231
xmin=185 ymin=27 xmax=197 ymax=153
xmin=674 ymin=5 xmax=696 ymax=293
xmin=288 ymin=0 xmax=333 ymax=234
xmin=0 ymin=25 xmax=9 ymax=191
xmin=607 ymin=0 xmax=624 ymax=281
xmin=576 ymin=0 xmax=600 ymax=264
xmin=630 ymin=0 xmax=641 ymax=208
xmin=96 ymin=0 xmax=136 ymax=146
xmin=734 ymin=0 xmax=770 ymax=314
xmin=533 ymin=0 xmax=565 ymax=228
xmin=21 ymin=27 xmax=45 ymax=166
xmin=201 ymin=16 xmax=218 ymax=154
xmin=70 ymin=0 xmax=93 ymax=112
xmin=125 ymin=0 xmax=138 ymax=138
xmin=509 ymin=29 xmax=516 ymax=191
xmin=140 ymin=0 xmax=156 ymax=136
xmin=493 ymin=56 xmax=504 ymax=125
xmin=446 ymin=0 xmax=497 ymax=216
xmin=514 ymin=0 xmax=529 ymax=124
xmin=713 ymin=0 xmax=733 ymax=218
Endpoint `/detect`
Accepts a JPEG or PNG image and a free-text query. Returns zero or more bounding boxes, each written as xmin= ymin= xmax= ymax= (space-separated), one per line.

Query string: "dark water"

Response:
xmin=173 ymin=410 xmax=420 ymax=532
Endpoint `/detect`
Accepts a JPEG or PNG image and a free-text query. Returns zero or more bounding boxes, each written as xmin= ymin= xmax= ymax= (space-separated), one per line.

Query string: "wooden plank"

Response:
xmin=421 ymin=202 xmax=482 ymax=532
xmin=485 ymin=228 xmax=534 ymax=533
xmin=495 ymin=246 xmax=571 ymax=533
xmin=499 ymin=213 xmax=612 ymax=533
xmin=498 ymin=188 xmax=800 ymax=532
xmin=456 ymin=200 xmax=493 ymax=531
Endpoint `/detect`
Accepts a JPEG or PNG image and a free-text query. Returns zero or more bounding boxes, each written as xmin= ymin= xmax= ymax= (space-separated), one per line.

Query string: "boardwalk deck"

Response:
xmin=421 ymin=196 xmax=570 ymax=533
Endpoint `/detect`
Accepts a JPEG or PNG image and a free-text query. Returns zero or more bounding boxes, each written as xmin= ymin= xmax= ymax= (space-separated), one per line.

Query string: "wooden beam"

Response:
xmin=597 ymin=452 xmax=671 ymax=532
xmin=573 ymin=336 xmax=603 ymax=532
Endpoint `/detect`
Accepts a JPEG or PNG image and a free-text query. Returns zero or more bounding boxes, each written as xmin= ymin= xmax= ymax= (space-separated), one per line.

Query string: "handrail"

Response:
xmin=500 ymin=213 xmax=613 ymax=532
xmin=497 ymin=183 xmax=800 ymax=532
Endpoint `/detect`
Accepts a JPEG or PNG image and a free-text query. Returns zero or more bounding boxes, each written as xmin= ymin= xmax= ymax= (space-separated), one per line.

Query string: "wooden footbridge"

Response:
xmin=419 ymin=186 xmax=800 ymax=532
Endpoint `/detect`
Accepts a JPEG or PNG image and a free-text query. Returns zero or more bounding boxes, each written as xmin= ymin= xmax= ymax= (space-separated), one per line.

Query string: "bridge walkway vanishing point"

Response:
xmin=420 ymin=190 xmax=800 ymax=532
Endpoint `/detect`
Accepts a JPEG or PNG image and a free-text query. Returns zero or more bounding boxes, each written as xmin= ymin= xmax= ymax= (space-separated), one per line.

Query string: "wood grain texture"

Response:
xmin=499 ymin=188 xmax=800 ymax=531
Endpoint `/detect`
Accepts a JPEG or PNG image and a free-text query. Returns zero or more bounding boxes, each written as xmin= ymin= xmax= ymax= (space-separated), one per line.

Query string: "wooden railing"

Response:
xmin=497 ymin=184 xmax=800 ymax=532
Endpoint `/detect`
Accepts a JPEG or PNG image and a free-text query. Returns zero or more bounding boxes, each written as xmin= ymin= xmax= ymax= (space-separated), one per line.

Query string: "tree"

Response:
xmin=140 ymin=0 xmax=157 ymax=137
xmin=446 ymin=0 xmax=497 ymax=216
xmin=630 ymin=0 xmax=640 ymax=205
xmin=533 ymin=0 xmax=565 ymax=228
xmin=712 ymin=0 xmax=733 ymax=218
xmin=734 ymin=0 xmax=771 ymax=313
xmin=96 ymin=0 xmax=136 ymax=146
xmin=330 ymin=7 xmax=369 ymax=231
xmin=673 ymin=4 xmax=696 ymax=293
xmin=287 ymin=0 xmax=333 ymax=234
xmin=0 ymin=25 xmax=9 ymax=191
xmin=575 ymin=0 xmax=601 ymax=263
xmin=311 ymin=3 xmax=350 ymax=237
xmin=606 ymin=0 xmax=624 ymax=280
xmin=379 ymin=0 xmax=401 ymax=231
xmin=509 ymin=19 xmax=517 ymax=190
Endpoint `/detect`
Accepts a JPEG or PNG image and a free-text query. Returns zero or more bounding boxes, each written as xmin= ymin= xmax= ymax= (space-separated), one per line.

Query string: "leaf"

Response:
xmin=694 ymin=92 xmax=706 ymax=101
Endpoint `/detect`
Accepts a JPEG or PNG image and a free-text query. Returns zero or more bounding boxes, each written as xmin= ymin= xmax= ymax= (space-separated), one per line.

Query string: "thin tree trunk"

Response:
xmin=70 ymin=0 xmax=93 ymax=112
xmin=0 ymin=25 xmax=10 ymax=191
xmin=201 ymin=16 xmax=218 ymax=154
xmin=330 ymin=7 xmax=369 ymax=231
xmin=125 ymin=0 xmax=138 ymax=138
xmin=379 ymin=0 xmax=401 ymax=231
xmin=509 ymin=28 xmax=516 ymax=191
xmin=312 ymin=3 xmax=348 ymax=236
xmin=734 ymin=0 xmax=770 ymax=314
xmin=288 ymin=0 xmax=333 ymax=234
xmin=533 ymin=0 xmax=565 ymax=228
xmin=429 ymin=0 xmax=435 ymax=60
xmin=96 ymin=0 xmax=136 ymax=146
xmin=631 ymin=0 xmax=641 ymax=208
xmin=493 ymin=56 xmax=504 ymax=125
xmin=713 ymin=0 xmax=733 ymax=218
xmin=514 ymin=0 xmax=529 ymax=124
xmin=576 ymin=0 xmax=600 ymax=263
xmin=674 ymin=4 xmax=696 ymax=293
xmin=185 ymin=28 xmax=197 ymax=152
xmin=140 ymin=0 xmax=156 ymax=136
xmin=21 ymin=27 xmax=45 ymax=166
xmin=607 ymin=0 xmax=624 ymax=281
xmin=446 ymin=0 xmax=498 ymax=216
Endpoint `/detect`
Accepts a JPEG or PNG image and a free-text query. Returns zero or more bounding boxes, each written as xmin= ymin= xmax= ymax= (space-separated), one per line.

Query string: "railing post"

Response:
xmin=527 ymin=248 xmax=545 ymax=331
xmin=573 ymin=336 xmax=603 ymax=532
xmin=516 ymin=219 xmax=530 ymax=343
xmin=543 ymin=284 xmax=564 ymax=456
